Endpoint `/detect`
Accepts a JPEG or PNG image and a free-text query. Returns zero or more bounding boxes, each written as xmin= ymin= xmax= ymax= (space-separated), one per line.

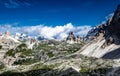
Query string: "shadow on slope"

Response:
xmin=0 ymin=67 xmax=112 ymax=76
xmin=102 ymin=48 xmax=120 ymax=59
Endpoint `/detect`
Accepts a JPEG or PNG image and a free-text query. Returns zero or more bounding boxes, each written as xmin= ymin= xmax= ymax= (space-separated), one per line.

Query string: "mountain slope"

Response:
xmin=79 ymin=4 xmax=120 ymax=59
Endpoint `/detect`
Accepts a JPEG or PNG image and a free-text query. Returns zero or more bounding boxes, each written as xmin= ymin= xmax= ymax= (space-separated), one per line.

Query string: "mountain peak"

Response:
xmin=80 ymin=4 xmax=120 ymax=59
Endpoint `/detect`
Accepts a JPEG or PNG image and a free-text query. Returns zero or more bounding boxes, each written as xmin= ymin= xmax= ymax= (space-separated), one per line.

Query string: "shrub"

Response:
xmin=0 ymin=45 xmax=2 ymax=49
xmin=0 ymin=63 xmax=5 ymax=70
xmin=17 ymin=43 xmax=27 ymax=48
xmin=47 ymin=52 xmax=54 ymax=58
xmin=21 ymin=49 xmax=33 ymax=56
xmin=32 ymin=63 xmax=55 ymax=70
xmin=6 ymin=49 xmax=15 ymax=57
xmin=6 ymin=43 xmax=33 ymax=57
xmin=14 ymin=58 xmax=39 ymax=65
xmin=80 ymin=68 xmax=89 ymax=73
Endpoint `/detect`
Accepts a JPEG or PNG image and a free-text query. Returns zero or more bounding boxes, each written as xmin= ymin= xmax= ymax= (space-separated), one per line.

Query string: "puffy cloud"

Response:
xmin=0 ymin=23 xmax=92 ymax=39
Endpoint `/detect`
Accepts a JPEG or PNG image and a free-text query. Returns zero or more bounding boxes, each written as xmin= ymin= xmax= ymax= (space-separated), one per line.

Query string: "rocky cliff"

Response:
xmin=80 ymin=4 xmax=120 ymax=59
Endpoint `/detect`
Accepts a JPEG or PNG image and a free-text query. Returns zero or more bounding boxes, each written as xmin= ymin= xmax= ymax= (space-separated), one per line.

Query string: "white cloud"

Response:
xmin=4 ymin=0 xmax=31 ymax=8
xmin=0 ymin=23 xmax=92 ymax=39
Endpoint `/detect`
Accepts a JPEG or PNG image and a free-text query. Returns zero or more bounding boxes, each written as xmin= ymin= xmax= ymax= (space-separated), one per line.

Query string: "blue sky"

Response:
xmin=0 ymin=0 xmax=120 ymax=26
xmin=0 ymin=0 xmax=120 ymax=39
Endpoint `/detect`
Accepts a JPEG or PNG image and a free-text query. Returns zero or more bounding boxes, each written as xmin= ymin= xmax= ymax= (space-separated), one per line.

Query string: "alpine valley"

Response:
xmin=1 ymin=4 xmax=120 ymax=76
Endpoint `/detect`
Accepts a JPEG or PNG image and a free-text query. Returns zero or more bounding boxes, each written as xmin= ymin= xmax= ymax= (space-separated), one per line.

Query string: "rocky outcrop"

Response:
xmin=80 ymin=4 xmax=120 ymax=59
xmin=66 ymin=31 xmax=84 ymax=44
xmin=87 ymin=4 xmax=120 ymax=44
xmin=66 ymin=31 xmax=76 ymax=43
xmin=111 ymin=4 xmax=120 ymax=34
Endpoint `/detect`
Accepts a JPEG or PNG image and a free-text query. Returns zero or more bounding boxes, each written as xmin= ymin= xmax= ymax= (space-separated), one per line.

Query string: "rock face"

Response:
xmin=66 ymin=32 xmax=76 ymax=43
xmin=111 ymin=4 xmax=120 ymax=33
xmin=66 ymin=31 xmax=84 ymax=44
xmin=80 ymin=4 xmax=120 ymax=59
